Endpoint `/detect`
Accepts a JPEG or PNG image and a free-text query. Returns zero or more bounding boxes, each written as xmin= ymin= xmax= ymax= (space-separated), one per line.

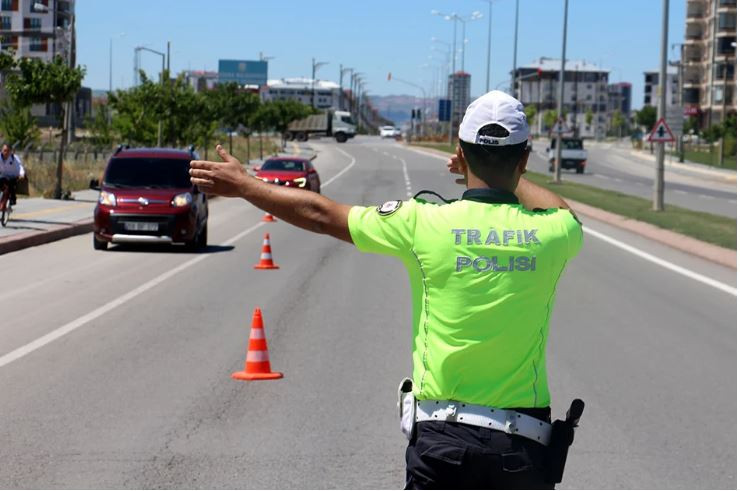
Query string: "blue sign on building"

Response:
xmin=218 ymin=60 xmax=268 ymax=86
xmin=438 ymin=99 xmax=452 ymax=122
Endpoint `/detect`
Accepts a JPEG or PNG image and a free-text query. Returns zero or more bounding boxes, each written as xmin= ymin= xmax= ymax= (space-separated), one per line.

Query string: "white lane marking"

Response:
xmin=674 ymin=190 xmax=688 ymax=195
xmin=397 ymin=155 xmax=413 ymax=198
xmin=0 ymin=147 xmax=359 ymax=370
xmin=730 ymin=199 xmax=736 ymax=204
xmin=583 ymin=226 xmax=737 ymax=297
xmin=593 ymin=174 xmax=610 ymax=180
xmin=697 ymin=194 xmax=712 ymax=200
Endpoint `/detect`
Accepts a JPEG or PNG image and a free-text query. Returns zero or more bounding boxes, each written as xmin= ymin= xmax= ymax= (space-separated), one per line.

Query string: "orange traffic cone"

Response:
xmin=254 ymin=233 xmax=280 ymax=269
xmin=232 ymin=308 xmax=283 ymax=381
xmin=262 ymin=212 xmax=277 ymax=222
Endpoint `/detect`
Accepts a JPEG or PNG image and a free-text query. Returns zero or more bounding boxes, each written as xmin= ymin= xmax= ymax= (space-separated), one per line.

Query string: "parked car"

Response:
xmin=254 ymin=157 xmax=321 ymax=193
xmin=90 ymin=146 xmax=209 ymax=251
xmin=546 ymin=137 xmax=588 ymax=174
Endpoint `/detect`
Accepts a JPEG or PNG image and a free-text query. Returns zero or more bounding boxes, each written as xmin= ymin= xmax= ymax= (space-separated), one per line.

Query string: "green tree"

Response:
xmin=208 ymin=82 xmax=261 ymax=153
xmin=109 ymin=73 xmax=162 ymax=146
xmin=524 ymin=104 xmax=537 ymax=125
xmin=0 ymin=99 xmax=40 ymax=148
xmin=610 ymin=111 xmax=625 ymax=137
xmin=636 ymin=105 xmax=657 ymax=131
xmin=5 ymin=56 xmax=85 ymax=198
xmin=543 ymin=109 xmax=558 ymax=129
xmin=585 ymin=108 xmax=594 ymax=127
xmin=86 ymin=101 xmax=115 ymax=146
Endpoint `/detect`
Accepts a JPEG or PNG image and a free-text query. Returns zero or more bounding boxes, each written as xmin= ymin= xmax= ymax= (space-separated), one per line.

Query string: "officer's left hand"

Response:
xmin=190 ymin=145 xmax=248 ymax=198
xmin=447 ymin=146 xmax=466 ymax=185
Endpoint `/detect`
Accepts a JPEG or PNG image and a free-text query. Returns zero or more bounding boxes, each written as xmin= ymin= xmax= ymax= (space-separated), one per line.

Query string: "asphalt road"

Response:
xmin=0 ymin=136 xmax=735 ymax=489
xmin=530 ymin=140 xmax=737 ymax=218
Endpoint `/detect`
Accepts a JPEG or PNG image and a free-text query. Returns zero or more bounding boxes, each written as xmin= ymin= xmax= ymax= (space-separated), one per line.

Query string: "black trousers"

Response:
xmin=405 ymin=408 xmax=554 ymax=490
xmin=0 ymin=177 xmax=17 ymax=205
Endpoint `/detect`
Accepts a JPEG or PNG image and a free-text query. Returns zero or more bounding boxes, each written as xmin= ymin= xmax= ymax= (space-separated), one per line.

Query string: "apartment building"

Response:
xmin=643 ymin=66 xmax=679 ymax=107
xmin=0 ymin=0 xmax=87 ymax=129
xmin=607 ymin=82 xmax=632 ymax=115
xmin=0 ymin=0 xmax=74 ymax=61
xmin=515 ymin=57 xmax=609 ymax=138
xmin=683 ymin=0 xmax=736 ymax=128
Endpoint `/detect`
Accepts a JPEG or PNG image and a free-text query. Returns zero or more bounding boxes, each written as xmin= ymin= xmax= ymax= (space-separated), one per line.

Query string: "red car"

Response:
xmin=90 ymin=146 xmax=209 ymax=251
xmin=254 ymin=157 xmax=321 ymax=193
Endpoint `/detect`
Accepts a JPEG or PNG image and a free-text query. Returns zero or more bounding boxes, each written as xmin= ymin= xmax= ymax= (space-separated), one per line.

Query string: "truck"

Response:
xmin=284 ymin=110 xmax=356 ymax=143
xmin=547 ymin=137 xmax=588 ymax=174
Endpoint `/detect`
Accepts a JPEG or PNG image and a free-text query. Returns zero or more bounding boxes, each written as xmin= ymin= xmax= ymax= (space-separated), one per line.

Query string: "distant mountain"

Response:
xmin=370 ymin=94 xmax=438 ymax=126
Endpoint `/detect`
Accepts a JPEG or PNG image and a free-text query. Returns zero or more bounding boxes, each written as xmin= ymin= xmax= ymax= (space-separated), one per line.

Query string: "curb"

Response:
xmin=406 ymin=144 xmax=736 ymax=269
xmin=565 ymin=200 xmax=736 ymax=269
xmin=0 ymin=218 xmax=93 ymax=256
xmin=628 ymin=149 xmax=737 ymax=182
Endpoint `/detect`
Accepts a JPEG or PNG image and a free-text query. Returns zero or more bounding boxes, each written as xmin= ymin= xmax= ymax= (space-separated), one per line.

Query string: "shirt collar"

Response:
xmin=461 ymin=187 xmax=519 ymax=205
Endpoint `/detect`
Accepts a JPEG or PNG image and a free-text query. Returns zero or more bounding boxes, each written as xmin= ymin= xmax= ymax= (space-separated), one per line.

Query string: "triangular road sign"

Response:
xmin=647 ymin=117 xmax=676 ymax=143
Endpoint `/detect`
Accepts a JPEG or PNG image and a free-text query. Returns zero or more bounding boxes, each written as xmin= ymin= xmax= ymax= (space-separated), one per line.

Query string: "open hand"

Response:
xmin=446 ymin=145 xmax=466 ymax=186
xmin=190 ymin=145 xmax=248 ymax=198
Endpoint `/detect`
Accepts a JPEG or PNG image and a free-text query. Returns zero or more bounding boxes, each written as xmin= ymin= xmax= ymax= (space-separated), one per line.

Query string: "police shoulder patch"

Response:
xmin=377 ymin=200 xmax=403 ymax=216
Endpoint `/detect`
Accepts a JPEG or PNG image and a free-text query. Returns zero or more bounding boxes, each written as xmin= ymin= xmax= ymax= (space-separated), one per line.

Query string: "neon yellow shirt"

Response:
xmin=348 ymin=188 xmax=583 ymax=408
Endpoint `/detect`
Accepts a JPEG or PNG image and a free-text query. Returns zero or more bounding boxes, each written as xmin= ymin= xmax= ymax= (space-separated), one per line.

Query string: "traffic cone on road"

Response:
xmin=254 ymin=233 xmax=280 ymax=269
xmin=232 ymin=308 xmax=283 ymax=381
xmin=262 ymin=212 xmax=277 ymax=222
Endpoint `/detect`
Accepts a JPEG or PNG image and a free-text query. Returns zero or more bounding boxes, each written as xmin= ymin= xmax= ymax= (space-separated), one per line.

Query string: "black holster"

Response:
xmin=544 ymin=399 xmax=584 ymax=484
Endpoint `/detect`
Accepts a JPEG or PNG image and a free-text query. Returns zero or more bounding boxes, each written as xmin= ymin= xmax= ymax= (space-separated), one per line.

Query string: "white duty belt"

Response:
xmin=415 ymin=399 xmax=552 ymax=446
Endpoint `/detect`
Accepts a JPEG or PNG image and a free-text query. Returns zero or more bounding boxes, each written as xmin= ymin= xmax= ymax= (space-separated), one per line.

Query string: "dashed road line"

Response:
xmin=0 ymin=145 xmax=360 ymax=370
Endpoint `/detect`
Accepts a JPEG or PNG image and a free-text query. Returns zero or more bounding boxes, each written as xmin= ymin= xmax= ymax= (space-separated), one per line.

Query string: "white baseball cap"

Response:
xmin=458 ymin=90 xmax=529 ymax=146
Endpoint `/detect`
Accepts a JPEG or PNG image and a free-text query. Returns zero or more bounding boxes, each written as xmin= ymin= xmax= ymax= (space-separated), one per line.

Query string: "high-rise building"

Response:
xmin=515 ymin=58 xmax=609 ymax=138
xmin=447 ymin=71 xmax=470 ymax=134
xmin=183 ymin=70 xmax=219 ymax=93
xmin=683 ymin=0 xmax=736 ymax=128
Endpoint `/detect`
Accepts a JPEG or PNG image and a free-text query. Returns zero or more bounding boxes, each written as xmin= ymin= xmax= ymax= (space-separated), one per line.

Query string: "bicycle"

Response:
xmin=0 ymin=178 xmax=13 ymax=227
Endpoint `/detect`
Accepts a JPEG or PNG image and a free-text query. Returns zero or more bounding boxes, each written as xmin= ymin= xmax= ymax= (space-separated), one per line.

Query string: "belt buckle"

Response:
xmin=444 ymin=403 xmax=457 ymax=422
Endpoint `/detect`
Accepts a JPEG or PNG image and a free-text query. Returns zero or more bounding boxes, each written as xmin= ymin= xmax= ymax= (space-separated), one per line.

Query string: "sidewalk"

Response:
xmin=0 ymin=142 xmax=316 ymax=256
xmin=586 ymin=138 xmax=737 ymax=183
xmin=0 ymin=189 xmax=98 ymax=255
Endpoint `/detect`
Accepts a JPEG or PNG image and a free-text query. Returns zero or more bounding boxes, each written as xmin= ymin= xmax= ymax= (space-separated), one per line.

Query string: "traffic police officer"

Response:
xmin=190 ymin=90 xmax=582 ymax=489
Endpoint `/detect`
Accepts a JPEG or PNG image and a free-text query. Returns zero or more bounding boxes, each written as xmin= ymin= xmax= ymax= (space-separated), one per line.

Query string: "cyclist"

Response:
xmin=0 ymin=143 xmax=25 ymax=206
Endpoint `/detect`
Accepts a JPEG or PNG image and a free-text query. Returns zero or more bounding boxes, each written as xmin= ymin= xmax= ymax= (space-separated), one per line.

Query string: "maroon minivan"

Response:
xmin=90 ymin=146 xmax=208 ymax=251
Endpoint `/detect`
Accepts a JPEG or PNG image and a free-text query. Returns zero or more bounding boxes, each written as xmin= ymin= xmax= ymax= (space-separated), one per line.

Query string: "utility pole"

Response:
xmin=671 ymin=43 xmax=685 ymax=162
xmin=719 ymin=55 xmax=730 ymax=166
xmin=511 ymin=0 xmax=519 ymax=96
xmin=311 ymin=57 xmax=316 ymax=109
xmin=653 ymin=0 xmax=669 ymax=211
xmin=485 ymin=0 xmax=492 ymax=92
xmin=554 ymin=0 xmax=569 ymax=184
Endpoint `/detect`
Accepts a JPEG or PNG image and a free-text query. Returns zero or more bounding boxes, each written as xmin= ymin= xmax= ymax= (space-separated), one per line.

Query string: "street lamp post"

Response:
xmin=135 ymin=46 xmax=166 ymax=146
xmin=340 ymin=65 xmax=353 ymax=111
xmin=554 ymin=0 xmax=569 ymax=184
xmin=481 ymin=0 xmax=494 ymax=92
xmin=389 ymin=74 xmax=428 ymax=138
xmin=311 ymin=58 xmax=328 ymax=109
xmin=511 ymin=0 xmax=520 ymax=96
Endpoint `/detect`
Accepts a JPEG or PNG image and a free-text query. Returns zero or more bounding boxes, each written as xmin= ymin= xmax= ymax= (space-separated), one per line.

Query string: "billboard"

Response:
xmin=438 ymin=99 xmax=451 ymax=122
xmin=218 ymin=60 xmax=268 ymax=86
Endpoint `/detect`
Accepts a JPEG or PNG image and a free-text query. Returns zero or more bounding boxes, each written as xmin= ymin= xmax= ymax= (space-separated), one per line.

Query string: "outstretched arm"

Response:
xmin=190 ymin=145 xmax=353 ymax=243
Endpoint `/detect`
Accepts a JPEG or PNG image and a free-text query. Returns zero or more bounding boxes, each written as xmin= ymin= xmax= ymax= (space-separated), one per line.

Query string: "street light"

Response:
xmin=389 ymin=73 xmax=428 ymax=139
xmin=339 ymin=65 xmax=353 ymax=111
xmin=480 ymin=0 xmax=495 ymax=92
xmin=135 ymin=46 xmax=166 ymax=146
xmin=311 ymin=58 xmax=328 ymax=109
xmin=109 ymin=32 xmax=126 ymax=93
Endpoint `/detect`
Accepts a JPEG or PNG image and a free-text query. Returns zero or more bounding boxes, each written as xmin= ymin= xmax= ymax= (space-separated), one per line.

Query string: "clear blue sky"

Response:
xmin=77 ymin=0 xmax=687 ymax=110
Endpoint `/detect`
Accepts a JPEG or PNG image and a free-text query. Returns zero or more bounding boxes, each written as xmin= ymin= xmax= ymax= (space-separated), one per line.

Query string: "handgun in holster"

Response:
xmin=545 ymin=398 xmax=585 ymax=484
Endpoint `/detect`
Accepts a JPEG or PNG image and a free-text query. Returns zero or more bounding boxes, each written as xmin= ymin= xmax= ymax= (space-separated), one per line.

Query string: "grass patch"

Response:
xmin=411 ymin=142 xmax=456 ymax=155
xmin=525 ymin=171 xmax=736 ymax=249
xmin=677 ymin=149 xmax=737 ymax=170
xmin=409 ymin=143 xmax=736 ymax=249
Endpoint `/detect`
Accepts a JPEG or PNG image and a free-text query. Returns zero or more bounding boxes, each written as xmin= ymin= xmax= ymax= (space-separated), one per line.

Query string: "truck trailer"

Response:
xmin=285 ymin=110 xmax=356 ymax=143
